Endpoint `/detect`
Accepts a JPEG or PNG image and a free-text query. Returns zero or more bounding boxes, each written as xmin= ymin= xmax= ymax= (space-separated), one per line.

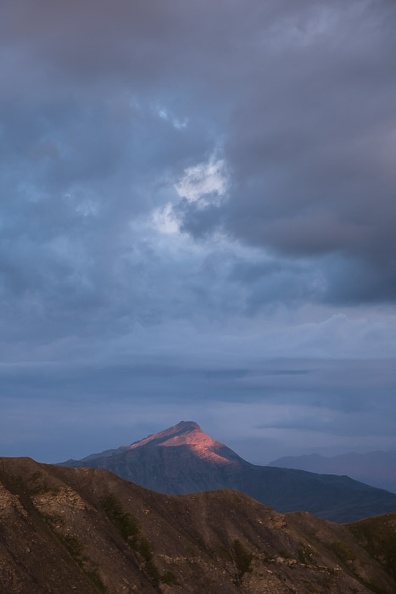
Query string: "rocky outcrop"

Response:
xmin=1 ymin=456 xmax=396 ymax=593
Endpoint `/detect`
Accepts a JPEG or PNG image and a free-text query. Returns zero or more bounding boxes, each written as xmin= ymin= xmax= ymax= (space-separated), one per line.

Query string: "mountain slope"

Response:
xmin=61 ymin=421 xmax=396 ymax=522
xmin=268 ymin=451 xmax=396 ymax=493
xmin=1 ymin=456 xmax=396 ymax=594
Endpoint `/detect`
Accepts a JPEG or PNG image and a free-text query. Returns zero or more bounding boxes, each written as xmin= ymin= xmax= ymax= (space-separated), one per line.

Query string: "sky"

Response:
xmin=1 ymin=0 xmax=396 ymax=464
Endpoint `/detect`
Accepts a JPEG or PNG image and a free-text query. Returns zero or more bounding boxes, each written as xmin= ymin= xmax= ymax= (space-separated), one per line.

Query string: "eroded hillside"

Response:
xmin=0 ymin=457 xmax=395 ymax=593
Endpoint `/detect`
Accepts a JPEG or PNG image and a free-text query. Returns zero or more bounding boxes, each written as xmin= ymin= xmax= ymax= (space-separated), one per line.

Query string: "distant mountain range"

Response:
xmin=61 ymin=420 xmax=396 ymax=523
xmin=1 ymin=456 xmax=396 ymax=593
xmin=269 ymin=451 xmax=396 ymax=494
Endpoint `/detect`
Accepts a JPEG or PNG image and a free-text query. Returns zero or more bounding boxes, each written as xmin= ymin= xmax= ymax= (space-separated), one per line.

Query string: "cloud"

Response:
xmin=3 ymin=1 xmax=395 ymax=310
xmin=171 ymin=1 xmax=396 ymax=304
xmin=1 ymin=354 xmax=395 ymax=461
xmin=175 ymin=158 xmax=228 ymax=206
xmin=1 ymin=1 xmax=396 ymax=461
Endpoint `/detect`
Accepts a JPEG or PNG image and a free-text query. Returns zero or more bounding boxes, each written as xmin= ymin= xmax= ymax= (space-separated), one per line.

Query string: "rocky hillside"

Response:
xmin=61 ymin=421 xmax=396 ymax=522
xmin=1 ymin=456 xmax=396 ymax=594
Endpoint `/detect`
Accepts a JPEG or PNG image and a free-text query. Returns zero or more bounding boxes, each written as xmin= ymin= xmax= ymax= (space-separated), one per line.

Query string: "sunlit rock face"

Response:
xmin=128 ymin=421 xmax=242 ymax=465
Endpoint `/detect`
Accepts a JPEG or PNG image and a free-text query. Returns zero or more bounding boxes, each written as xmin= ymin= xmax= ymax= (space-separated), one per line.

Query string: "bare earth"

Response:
xmin=0 ymin=456 xmax=395 ymax=593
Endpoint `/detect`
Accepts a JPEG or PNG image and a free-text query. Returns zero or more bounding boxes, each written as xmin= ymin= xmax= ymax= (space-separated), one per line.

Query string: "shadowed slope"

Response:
xmin=1 ymin=457 xmax=396 ymax=593
xmin=269 ymin=450 xmax=396 ymax=494
xmin=62 ymin=421 xmax=396 ymax=523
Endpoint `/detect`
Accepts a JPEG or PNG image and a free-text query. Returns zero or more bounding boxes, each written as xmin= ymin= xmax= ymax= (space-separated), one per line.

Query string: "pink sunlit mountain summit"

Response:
xmin=61 ymin=421 xmax=396 ymax=523
xmin=127 ymin=421 xmax=243 ymax=465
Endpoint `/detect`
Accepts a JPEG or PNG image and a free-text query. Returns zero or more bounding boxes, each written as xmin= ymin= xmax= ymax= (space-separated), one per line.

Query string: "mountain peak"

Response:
xmin=128 ymin=420 xmax=213 ymax=450
xmin=124 ymin=420 xmax=245 ymax=468
xmin=174 ymin=420 xmax=201 ymax=431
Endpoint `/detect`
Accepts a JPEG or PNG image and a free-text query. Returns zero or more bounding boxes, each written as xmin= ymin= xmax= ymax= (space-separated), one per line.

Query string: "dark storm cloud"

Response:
xmin=174 ymin=1 xmax=396 ymax=304
xmin=2 ymin=0 xmax=395 ymax=316
xmin=1 ymin=1 xmax=396 ymax=461
xmin=0 ymin=100 xmax=213 ymax=338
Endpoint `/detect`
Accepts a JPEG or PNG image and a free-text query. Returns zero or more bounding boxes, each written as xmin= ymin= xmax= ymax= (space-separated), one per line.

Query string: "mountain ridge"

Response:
xmin=61 ymin=421 xmax=396 ymax=523
xmin=1 ymin=456 xmax=396 ymax=593
xmin=269 ymin=450 xmax=396 ymax=494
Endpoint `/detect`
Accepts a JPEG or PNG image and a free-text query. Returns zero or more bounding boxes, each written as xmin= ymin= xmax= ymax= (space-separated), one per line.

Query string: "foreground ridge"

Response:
xmin=1 ymin=456 xmax=396 ymax=593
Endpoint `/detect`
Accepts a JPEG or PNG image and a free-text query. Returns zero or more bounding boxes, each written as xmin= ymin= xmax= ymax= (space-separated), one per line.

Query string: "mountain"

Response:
xmin=268 ymin=451 xmax=396 ymax=493
xmin=1 ymin=456 xmax=396 ymax=593
xmin=61 ymin=421 xmax=396 ymax=523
